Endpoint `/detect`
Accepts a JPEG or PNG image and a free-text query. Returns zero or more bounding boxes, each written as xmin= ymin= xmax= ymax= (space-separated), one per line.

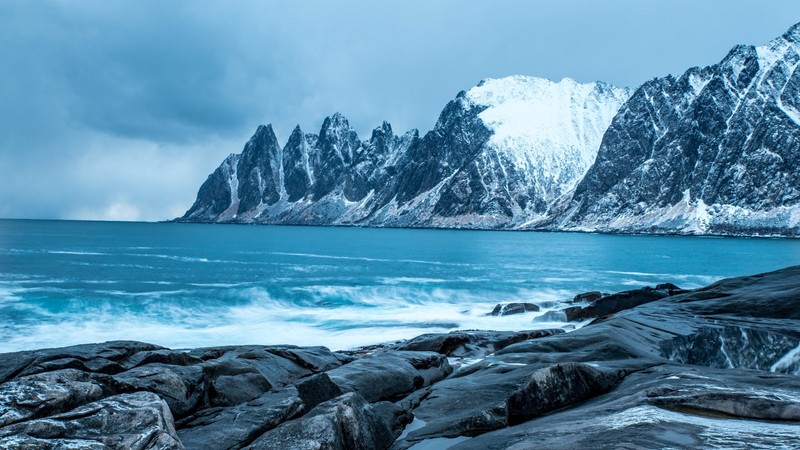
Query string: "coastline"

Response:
xmin=2 ymin=266 xmax=799 ymax=449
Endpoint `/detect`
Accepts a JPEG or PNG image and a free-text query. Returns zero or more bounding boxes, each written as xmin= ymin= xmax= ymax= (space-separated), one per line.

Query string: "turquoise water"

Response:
xmin=1 ymin=219 xmax=799 ymax=352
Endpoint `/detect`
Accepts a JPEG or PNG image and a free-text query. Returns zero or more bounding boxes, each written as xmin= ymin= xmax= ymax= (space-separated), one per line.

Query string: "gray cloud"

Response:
xmin=2 ymin=0 xmax=800 ymax=220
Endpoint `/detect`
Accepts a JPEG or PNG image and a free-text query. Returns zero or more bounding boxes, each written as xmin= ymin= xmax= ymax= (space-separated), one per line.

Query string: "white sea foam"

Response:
xmin=47 ymin=250 xmax=108 ymax=256
xmin=269 ymin=252 xmax=473 ymax=267
xmin=0 ymin=285 xmax=580 ymax=353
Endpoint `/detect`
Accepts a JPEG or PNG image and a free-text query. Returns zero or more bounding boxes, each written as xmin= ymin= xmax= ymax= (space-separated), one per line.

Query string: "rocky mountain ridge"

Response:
xmin=543 ymin=22 xmax=800 ymax=236
xmin=180 ymin=23 xmax=800 ymax=236
xmin=180 ymin=77 xmax=630 ymax=229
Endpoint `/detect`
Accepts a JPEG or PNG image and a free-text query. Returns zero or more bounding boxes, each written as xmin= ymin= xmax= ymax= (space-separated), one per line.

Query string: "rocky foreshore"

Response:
xmin=2 ymin=266 xmax=800 ymax=449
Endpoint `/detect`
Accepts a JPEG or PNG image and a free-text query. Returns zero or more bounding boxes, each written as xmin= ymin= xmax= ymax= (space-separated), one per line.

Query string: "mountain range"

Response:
xmin=179 ymin=23 xmax=800 ymax=237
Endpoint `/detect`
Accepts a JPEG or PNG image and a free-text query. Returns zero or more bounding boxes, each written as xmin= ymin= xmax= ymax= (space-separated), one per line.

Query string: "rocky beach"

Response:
xmin=1 ymin=266 xmax=799 ymax=449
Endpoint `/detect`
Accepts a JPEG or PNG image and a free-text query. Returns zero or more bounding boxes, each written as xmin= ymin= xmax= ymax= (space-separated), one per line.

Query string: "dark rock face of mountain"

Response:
xmin=236 ymin=124 xmax=283 ymax=213
xmin=548 ymin=24 xmax=800 ymax=236
xmin=3 ymin=266 xmax=799 ymax=448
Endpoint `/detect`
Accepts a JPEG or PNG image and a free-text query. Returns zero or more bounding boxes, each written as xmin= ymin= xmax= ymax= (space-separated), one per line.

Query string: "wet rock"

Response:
xmin=647 ymin=385 xmax=800 ymax=421
xmin=295 ymin=373 xmax=344 ymax=411
xmin=246 ymin=392 xmax=395 ymax=450
xmin=372 ymin=401 xmax=413 ymax=438
xmin=488 ymin=303 xmax=539 ymax=316
xmin=563 ymin=286 xmax=674 ymax=321
xmin=195 ymin=345 xmax=345 ymax=408
xmin=660 ymin=326 xmax=800 ymax=373
xmin=451 ymin=365 xmax=800 ymax=450
xmin=0 ymin=391 xmax=182 ymax=450
xmin=396 ymin=329 xmax=563 ymax=359
xmin=262 ymin=345 xmax=353 ymax=372
xmin=177 ymin=388 xmax=303 ymax=450
xmin=114 ymin=363 xmax=206 ymax=418
xmin=118 ymin=349 xmax=204 ymax=371
xmin=676 ymin=266 xmax=800 ymax=320
xmin=507 ymin=362 xmax=626 ymax=423
xmin=572 ymin=291 xmax=604 ymax=303
xmin=327 ymin=351 xmax=451 ymax=402
xmin=655 ymin=283 xmax=691 ymax=296
xmin=0 ymin=341 xmax=164 ymax=383
xmin=395 ymin=361 xmax=539 ymax=445
xmin=0 ymin=369 xmax=109 ymax=427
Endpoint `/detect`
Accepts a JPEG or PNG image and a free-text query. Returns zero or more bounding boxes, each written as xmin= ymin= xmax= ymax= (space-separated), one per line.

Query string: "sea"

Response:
xmin=1 ymin=219 xmax=799 ymax=353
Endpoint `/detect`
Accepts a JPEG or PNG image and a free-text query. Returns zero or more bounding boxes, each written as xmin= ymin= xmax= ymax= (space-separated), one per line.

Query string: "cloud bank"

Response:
xmin=1 ymin=0 xmax=798 ymax=221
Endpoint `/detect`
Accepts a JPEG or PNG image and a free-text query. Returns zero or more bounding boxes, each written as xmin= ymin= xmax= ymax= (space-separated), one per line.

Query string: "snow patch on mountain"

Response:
xmin=466 ymin=76 xmax=631 ymax=194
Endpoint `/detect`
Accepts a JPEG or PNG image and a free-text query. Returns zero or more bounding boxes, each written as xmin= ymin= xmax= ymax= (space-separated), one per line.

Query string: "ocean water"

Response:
xmin=1 ymin=219 xmax=799 ymax=353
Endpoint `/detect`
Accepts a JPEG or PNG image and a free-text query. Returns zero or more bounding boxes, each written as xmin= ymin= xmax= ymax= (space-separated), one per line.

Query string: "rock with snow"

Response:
xmin=547 ymin=23 xmax=800 ymax=236
xmin=178 ymin=77 xmax=629 ymax=229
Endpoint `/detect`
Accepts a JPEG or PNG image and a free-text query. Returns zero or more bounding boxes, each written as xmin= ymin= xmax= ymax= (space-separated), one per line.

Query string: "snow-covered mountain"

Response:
xmin=181 ymin=22 xmax=800 ymax=236
xmin=180 ymin=76 xmax=630 ymax=228
xmin=543 ymin=23 xmax=800 ymax=236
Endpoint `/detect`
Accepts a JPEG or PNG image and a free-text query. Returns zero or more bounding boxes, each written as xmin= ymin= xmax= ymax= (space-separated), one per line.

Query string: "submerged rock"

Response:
xmin=563 ymin=285 xmax=681 ymax=321
xmin=488 ymin=303 xmax=540 ymax=316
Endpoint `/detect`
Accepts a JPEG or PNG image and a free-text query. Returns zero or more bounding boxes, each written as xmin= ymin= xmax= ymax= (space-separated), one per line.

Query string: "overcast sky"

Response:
xmin=2 ymin=1 xmax=799 ymax=221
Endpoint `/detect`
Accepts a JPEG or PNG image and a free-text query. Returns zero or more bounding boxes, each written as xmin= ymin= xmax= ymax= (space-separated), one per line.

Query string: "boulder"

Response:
xmin=396 ymin=329 xmax=563 ymax=359
xmin=571 ymin=291 xmax=604 ymax=303
xmin=0 ymin=341 xmax=164 ymax=383
xmin=563 ymin=286 xmax=675 ymax=321
xmin=0 ymin=391 xmax=182 ymax=450
xmin=177 ymin=388 xmax=303 ymax=450
xmin=326 ymin=351 xmax=451 ymax=402
xmin=488 ymin=303 xmax=539 ymax=316
xmin=0 ymin=369 xmax=109 ymax=427
xmin=114 ymin=363 xmax=206 ymax=418
xmin=245 ymin=392 xmax=395 ymax=450
xmin=506 ymin=362 xmax=626 ymax=423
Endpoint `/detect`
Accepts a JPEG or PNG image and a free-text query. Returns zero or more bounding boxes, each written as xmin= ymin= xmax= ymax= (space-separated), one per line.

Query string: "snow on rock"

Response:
xmin=179 ymin=22 xmax=800 ymax=237
xmin=179 ymin=76 xmax=630 ymax=229
xmin=545 ymin=22 xmax=800 ymax=237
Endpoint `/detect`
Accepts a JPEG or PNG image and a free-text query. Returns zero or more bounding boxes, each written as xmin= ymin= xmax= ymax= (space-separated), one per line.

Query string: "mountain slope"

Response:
xmin=179 ymin=77 xmax=630 ymax=228
xmin=545 ymin=23 xmax=800 ymax=236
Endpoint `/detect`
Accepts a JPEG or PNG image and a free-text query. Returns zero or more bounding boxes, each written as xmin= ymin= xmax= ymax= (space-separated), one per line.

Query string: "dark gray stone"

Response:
xmin=0 ymin=392 xmax=182 ymax=450
xmin=177 ymin=388 xmax=303 ymax=450
xmin=507 ymin=362 xmax=627 ymax=423
xmin=488 ymin=303 xmax=539 ymax=316
xmin=114 ymin=363 xmax=206 ymax=419
xmin=245 ymin=392 xmax=395 ymax=450
xmin=396 ymin=329 xmax=563 ymax=359
xmin=327 ymin=351 xmax=451 ymax=402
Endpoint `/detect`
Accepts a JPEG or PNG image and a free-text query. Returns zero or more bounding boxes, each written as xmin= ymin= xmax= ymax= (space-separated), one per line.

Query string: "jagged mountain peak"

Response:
xmin=369 ymin=121 xmax=394 ymax=141
xmin=181 ymin=73 xmax=631 ymax=228
xmin=320 ymin=112 xmax=353 ymax=132
xmin=249 ymin=123 xmax=279 ymax=144
xmin=780 ymin=21 xmax=800 ymax=44
xmin=756 ymin=24 xmax=800 ymax=71
xmin=552 ymin=22 xmax=800 ymax=236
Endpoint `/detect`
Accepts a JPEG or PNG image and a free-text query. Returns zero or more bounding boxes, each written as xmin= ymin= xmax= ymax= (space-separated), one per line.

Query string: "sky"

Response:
xmin=2 ymin=1 xmax=800 ymax=221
